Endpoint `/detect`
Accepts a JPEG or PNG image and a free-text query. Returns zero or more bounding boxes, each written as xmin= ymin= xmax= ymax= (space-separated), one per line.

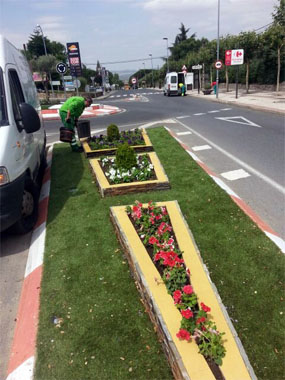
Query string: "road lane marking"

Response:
xmin=215 ymin=116 xmax=262 ymax=128
xmin=192 ymin=145 xmax=212 ymax=151
xmin=176 ymin=115 xmax=191 ymax=119
xmin=193 ymin=113 xmax=206 ymax=116
xmin=208 ymin=110 xmax=220 ymax=113
xmin=220 ymin=108 xmax=232 ymax=111
xmin=174 ymin=118 xmax=285 ymax=195
xmin=177 ymin=131 xmax=192 ymax=136
xmin=221 ymin=169 xmax=251 ymax=181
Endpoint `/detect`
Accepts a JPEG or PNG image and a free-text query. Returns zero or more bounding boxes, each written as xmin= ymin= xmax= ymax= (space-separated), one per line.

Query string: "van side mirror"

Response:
xmin=19 ymin=103 xmax=41 ymax=133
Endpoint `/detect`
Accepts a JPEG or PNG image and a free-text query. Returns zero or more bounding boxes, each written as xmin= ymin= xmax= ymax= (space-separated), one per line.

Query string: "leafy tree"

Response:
xmin=237 ymin=31 xmax=259 ymax=93
xmin=272 ymin=0 xmax=285 ymax=27
xmin=26 ymin=31 xmax=66 ymax=61
xmin=174 ymin=23 xmax=190 ymax=45
xmin=36 ymin=55 xmax=57 ymax=101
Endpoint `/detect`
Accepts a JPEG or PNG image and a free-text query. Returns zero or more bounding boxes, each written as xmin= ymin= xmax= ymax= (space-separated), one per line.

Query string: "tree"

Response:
xmin=237 ymin=31 xmax=259 ymax=93
xmin=174 ymin=23 xmax=190 ymax=45
xmin=263 ymin=25 xmax=285 ymax=91
xmin=25 ymin=31 xmax=66 ymax=61
xmin=272 ymin=0 xmax=285 ymax=27
xmin=36 ymin=55 xmax=57 ymax=101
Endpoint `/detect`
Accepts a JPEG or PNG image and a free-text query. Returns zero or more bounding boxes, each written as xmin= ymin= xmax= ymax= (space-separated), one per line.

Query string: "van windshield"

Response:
xmin=0 ymin=68 xmax=8 ymax=126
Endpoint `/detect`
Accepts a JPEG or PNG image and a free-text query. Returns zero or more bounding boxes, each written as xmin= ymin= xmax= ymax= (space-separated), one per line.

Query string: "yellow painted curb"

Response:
xmin=81 ymin=129 xmax=153 ymax=158
xmin=89 ymin=152 xmax=170 ymax=197
xmin=110 ymin=201 xmax=255 ymax=380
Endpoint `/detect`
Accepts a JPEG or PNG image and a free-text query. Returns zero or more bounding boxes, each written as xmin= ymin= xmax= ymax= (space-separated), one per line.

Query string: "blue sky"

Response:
xmin=0 ymin=0 xmax=278 ymax=76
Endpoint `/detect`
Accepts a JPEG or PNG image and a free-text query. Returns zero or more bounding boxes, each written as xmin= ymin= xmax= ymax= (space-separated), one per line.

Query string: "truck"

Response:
xmin=163 ymin=72 xmax=186 ymax=96
xmin=0 ymin=35 xmax=46 ymax=233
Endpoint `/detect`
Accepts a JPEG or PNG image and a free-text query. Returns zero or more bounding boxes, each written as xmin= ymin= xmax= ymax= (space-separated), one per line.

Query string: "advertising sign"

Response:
xmin=225 ymin=49 xmax=244 ymax=66
xmin=66 ymin=42 xmax=82 ymax=77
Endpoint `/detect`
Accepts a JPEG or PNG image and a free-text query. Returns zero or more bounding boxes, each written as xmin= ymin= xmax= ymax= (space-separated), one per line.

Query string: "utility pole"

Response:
xmin=163 ymin=37 xmax=169 ymax=73
xmin=216 ymin=0 xmax=220 ymax=99
xmin=36 ymin=24 xmax=54 ymax=97
xmin=149 ymin=54 xmax=154 ymax=88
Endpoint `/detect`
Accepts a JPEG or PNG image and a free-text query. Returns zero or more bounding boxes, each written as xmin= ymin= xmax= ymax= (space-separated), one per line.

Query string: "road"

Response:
xmin=1 ymin=88 xmax=284 ymax=379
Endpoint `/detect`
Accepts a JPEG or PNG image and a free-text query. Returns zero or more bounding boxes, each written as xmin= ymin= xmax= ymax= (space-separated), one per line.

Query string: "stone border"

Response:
xmin=110 ymin=201 xmax=256 ymax=380
xmin=81 ymin=129 xmax=153 ymax=158
xmin=89 ymin=152 xmax=170 ymax=197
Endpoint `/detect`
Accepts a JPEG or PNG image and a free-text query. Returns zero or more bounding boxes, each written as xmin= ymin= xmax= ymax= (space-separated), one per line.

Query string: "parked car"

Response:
xmin=0 ymin=35 xmax=46 ymax=233
xmin=163 ymin=72 xmax=186 ymax=96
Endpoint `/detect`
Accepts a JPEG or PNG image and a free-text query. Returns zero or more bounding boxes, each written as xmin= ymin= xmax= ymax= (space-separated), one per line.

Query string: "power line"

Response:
xmin=253 ymin=22 xmax=273 ymax=32
xmin=85 ymin=56 xmax=164 ymax=65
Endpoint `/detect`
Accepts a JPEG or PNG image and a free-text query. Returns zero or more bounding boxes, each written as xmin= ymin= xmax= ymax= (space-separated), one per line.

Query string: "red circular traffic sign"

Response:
xmin=131 ymin=78 xmax=137 ymax=84
xmin=215 ymin=60 xmax=223 ymax=69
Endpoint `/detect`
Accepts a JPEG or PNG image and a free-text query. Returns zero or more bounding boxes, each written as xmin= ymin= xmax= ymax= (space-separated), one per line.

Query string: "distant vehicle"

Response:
xmin=0 ymin=35 xmax=46 ymax=233
xmin=164 ymin=72 xmax=186 ymax=96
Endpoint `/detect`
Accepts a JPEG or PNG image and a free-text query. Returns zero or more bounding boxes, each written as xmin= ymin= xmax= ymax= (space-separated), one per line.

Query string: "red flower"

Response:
xmin=161 ymin=206 xmax=168 ymax=215
xmin=183 ymin=285 xmax=193 ymax=295
xmin=154 ymin=252 xmax=161 ymax=261
xmin=196 ymin=317 xmax=206 ymax=325
xmin=167 ymin=238 xmax=174 ymax=245
xmin=201 ymin=302 xmax=211 ymax=313
xmin=173 ymin=290 xmax=182 ymax=303
xmin=149 ymin=236 xmax=159 ymax=245
xmin=176 ymin=329 xmax=191 ymax=341
xmin=181 ymin=309 xmax=193 ymax=319
xmin=155 ymin=214 xmax=162 ymax=220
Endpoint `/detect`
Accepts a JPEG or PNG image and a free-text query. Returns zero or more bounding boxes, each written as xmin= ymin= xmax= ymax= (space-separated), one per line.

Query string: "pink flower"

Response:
xmin=173 ymin=290 xmax=182 ymax=303
xmin=176 ymin=329 xmax=191 ymax=341
xmin=167 ymin=238 xmax=174 ymax=245
xmin=181 ymin=309 xmax=193 ymax=319
xmin=183 ymin=285 xmax=193 ymax=295
xmin=201 ymin=302 xmax=211 ymax=313
xmin=196 ymin=317 xmax=206 ymax=325
xmin=155 ymin=214 xmax=162 ymax=220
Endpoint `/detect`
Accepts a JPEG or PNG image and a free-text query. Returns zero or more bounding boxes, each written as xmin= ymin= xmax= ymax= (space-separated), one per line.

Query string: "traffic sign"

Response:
xmin=56 ymin=62 xmax=67 ymax=74
xmin=182 ymin=64 xmax=187 ymax=71
xmin=225 ymin=49 xmax=244 ymax=65
xmin=192 ymin=64 xmax=202 ymax=70
xmin=73 ymin=79 xmax=81 ymax=88
xmin=215 ymin=60 xmax=223 ymax=69
xmin=131 ymin=77 xmax=137 ymax=84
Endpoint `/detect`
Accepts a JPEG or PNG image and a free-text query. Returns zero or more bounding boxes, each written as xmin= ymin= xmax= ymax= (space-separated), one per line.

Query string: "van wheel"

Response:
xmin=12 ymin=178 xmax=40 ymax=234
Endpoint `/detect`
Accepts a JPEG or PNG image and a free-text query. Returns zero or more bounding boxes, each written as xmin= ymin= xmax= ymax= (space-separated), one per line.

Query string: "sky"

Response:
xmin=0 ymin=0 xmax=278 ymax=78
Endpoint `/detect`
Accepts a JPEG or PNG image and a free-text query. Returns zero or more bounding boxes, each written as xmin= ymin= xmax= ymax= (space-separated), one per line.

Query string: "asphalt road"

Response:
xmin=1 ymin=88 xmax=284 ymax=379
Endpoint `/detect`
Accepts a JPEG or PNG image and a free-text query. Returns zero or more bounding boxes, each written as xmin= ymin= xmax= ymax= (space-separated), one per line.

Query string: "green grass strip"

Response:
xmin=35 ymin=127 xmax=284 ymax=380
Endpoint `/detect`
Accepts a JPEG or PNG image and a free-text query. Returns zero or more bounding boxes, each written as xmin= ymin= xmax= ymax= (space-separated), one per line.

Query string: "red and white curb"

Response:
xmin=6 ymin=147 xmax=53 ymax=380
xmin=165 ymin=127 xmax=285 ymax=254
xmin=41 ymin=104 xmax=123 ymax=121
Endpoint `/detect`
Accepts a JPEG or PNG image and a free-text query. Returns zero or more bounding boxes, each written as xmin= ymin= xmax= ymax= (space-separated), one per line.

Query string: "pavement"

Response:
xmin=184 ymin=87 xmax=285 ymax=115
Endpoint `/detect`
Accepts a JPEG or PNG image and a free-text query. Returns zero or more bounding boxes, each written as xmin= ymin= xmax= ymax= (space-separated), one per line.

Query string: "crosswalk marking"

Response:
xmin=221 ymin=169 xmax=251 ymax=181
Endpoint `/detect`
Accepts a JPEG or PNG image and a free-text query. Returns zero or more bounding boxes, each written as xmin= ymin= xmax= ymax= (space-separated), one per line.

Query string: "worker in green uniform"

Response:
xmin=59 ymin=96 xmax=92 ymax=152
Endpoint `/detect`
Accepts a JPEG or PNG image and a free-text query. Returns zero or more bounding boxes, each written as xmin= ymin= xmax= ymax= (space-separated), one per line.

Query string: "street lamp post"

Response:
xmin=36 ymin=24 xmax=54 ymax=97
xmin=163 ymin=37 xmax=169 ymax=73
xmin=149 ymin=54 xmax=154 ymax=88
xmin=143 ymin=62 xmax=146 ymax=87
xmin=216 ymin=0 xmax=220 ymax=99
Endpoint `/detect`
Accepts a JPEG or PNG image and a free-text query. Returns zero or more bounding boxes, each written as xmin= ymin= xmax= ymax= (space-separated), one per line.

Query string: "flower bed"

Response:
xmin=89 ymin=152 xmax=170 ymax=197
xmin=81 ymin=128 xmax=153 ymax=158
xmin=110 ymin=201 xmax=254 ymax=380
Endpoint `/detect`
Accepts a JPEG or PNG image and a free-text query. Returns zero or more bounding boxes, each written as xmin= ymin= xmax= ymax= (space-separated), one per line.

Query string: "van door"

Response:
xmin=8 ymin=68 xmax=39 ymax=181
xmin=170 ymin=75 xmax=177 ymax=92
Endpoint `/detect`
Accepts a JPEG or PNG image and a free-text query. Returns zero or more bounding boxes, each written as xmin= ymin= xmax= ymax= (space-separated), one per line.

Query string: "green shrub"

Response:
xmin=107 ymin=124 xmax=120 ymax=141
xmin=115 ymin=143 xmax=136 ymax=170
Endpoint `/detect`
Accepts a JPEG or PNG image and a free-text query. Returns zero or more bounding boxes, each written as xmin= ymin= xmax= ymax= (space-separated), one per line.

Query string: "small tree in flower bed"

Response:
xmin=126 ymin=201 xmax=226 ymax=366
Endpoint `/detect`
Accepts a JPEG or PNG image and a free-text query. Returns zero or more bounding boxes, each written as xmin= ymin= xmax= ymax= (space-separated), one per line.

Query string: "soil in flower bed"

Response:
xmin=126 ymin=201 xmax=226 ymax=380
xmin=99 ymin=154 xmax=157 ymax=185
xmin=89 ymin=129 xmax=145 ymax=150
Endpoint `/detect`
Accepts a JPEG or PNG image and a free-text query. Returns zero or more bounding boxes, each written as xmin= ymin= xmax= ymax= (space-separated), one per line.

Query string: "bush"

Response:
xmin=115 ymin=143 xmax=137 ymax=170
xmin=107 ymin=124 xmax=120 ymax=141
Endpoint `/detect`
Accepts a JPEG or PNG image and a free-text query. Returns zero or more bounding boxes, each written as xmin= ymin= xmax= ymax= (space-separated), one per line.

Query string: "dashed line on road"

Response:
xmin=192 ymin=145 xmax=212 ymax=151
xmin=177 ymin=131 xmax=192 ymax=136
xmin=208 ymin=110 xmax=220 ymax=113
xmin=176 ymin=115 xmax=191 ymax=119
xmin=193 ymin=113 xmax=206 ymax=116
xmin=221 ymin=169 xmax=251 ymax=181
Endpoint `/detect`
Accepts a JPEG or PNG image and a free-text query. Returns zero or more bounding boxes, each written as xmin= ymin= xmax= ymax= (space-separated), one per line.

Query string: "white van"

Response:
xmin=0 ymin=35 xmax=46 ymax=233
xmin=163 ymin=72 xmax=186 ymax=96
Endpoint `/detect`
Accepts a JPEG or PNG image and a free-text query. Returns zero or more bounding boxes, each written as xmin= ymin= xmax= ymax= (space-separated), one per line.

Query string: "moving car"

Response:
xmin=0 ymin=35 xmax=46 ymax=233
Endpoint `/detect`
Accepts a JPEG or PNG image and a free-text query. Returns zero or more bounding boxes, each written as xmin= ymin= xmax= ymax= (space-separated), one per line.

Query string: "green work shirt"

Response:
xmin=60 ymin=97 xmax=85 ymax=118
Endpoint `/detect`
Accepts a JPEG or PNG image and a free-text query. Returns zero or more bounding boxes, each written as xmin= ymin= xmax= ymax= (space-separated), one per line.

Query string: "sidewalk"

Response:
xmin=188 ymin=88 xmax=285 ymax=115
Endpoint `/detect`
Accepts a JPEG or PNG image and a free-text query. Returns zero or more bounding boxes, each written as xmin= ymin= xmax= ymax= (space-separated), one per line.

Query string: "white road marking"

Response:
xmin=176 ymin=115 xmax=191 ymax=119
xmin=192 ymin=145 xmax=212 ymax=151
xmin=193 ymin=113 xmax=206 ymax=116
xmin=215 ymin=116 xmax=262 ymax=128
xmin=221 ymin=169 xmax=251 ymax=181
xmin=220 ymin=108 xmax=232 ymax=111
xmin=177 ymin=131 xmax=192 ymax=136
xmin=208 ymin=110 xmax=220 ymax=113
xmin=174 ymin=118 xmax=285 ymax=195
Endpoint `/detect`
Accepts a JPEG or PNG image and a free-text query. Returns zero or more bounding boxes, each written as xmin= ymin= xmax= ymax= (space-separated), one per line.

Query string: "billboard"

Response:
xmin=225 ymin=49 xmax=244 ymax=66
xmin=66 ymin=42 xmax=82 ymax=77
